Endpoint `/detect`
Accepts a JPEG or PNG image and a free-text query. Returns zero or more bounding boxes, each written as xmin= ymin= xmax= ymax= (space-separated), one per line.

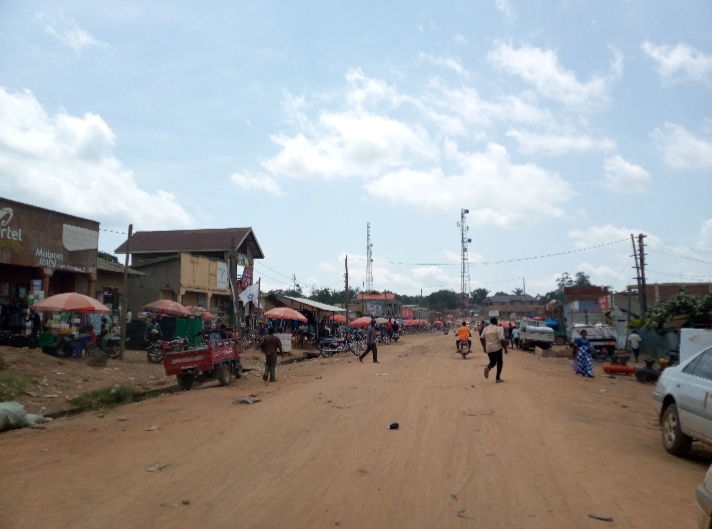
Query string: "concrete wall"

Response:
xmin=126 ymin=257 xmax=182 ymax=315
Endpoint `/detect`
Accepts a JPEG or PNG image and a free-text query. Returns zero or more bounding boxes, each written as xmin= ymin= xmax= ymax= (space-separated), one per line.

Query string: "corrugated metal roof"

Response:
xmin=281 ymin=296 xmax=346 ymax=313
xmin=96 ymin=257 xmax=146 ymax=276
xmin=356 ymin=292 xmax=396 ymax=300
xmin=114 ymin=228 xmax=264 ymax=259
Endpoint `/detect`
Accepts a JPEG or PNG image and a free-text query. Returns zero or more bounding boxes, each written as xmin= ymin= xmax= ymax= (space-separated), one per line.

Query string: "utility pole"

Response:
xmin=631 ymin=234 xmax=642 ymax=318
xmin=229 ymin=237 xmax=240 ymax=327
xmin=638 ymin=233 xmax=648 ymax=320
xmin=365 ymin=223 xmax=373 ymax=292
xmin=457 ymin=209 xmax=471 ymax=302
xmin=522 ymin=277 xmax=526 ymax=295
xmin=419 ymin=288 xmax=422 ymax=321
xmin=344 ymin=255 xmax=349 ymax=325
xmin=119 ymin=224 xmax=132 ymax=361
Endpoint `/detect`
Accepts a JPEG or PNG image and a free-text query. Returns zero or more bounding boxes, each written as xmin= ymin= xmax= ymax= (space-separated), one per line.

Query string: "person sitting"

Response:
xmin=457 ymin=321 xmax=471 ymax=350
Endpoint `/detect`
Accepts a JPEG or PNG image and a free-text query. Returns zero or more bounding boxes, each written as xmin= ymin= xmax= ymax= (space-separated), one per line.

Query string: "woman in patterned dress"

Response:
xmin=573 ymin=330 xmax=594 ymax=378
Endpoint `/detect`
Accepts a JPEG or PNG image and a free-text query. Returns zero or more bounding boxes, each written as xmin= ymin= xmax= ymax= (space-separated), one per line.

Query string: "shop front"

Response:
xmin=0 ymin=197 xmax=99 ymax=338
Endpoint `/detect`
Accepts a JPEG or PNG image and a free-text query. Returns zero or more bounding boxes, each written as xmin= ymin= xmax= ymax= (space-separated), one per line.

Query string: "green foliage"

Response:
xmin=494 ymin=291 xmax=508 ymax=296
xmin=426 ymin=289 xmax=461 ymax=311
xmin=511 ymin=288 xmax=525 ymax=295
xmin=307 ymin=287 xmax=361 ymax=306
xmin=539 ymin=271 xmax=593 ymax=305
xmin=69 ymin=385 xmax=137 ymax=409
xmin=627 ymin=318 xmax=644 ymax=329
xmin=643 ymin=288 xmax=712 ymax=332
xmin=0 ymin=373 xmax=34 ymax=402
xmin=98 ymin=251 xmax=119 ymax=263
xmin=574 ymin=272 xmax=592 ymax=286
xmin=268 ymin=288 xmax=304 ymax=298
xmin=470 ymin=288 xmax=490 ymax=304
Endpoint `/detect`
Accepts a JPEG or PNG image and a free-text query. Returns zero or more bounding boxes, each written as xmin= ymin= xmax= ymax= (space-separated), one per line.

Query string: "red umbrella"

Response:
xmin=264 ymin=307 xmax=308 ymax=323
xmin=33 ymin=292 xmax=111 ymax=314
xmin=144 ymin=300 xmax=191 ymax=317
xmin=185 ymin=306 xmax=216 ymax=321
xmin=433 ymin=320 xmax=443 ymax=325
xmin=330 ymin=314 xmax=347 ymax=323
xmin=350 ymin=316 xmax=372 ymax=327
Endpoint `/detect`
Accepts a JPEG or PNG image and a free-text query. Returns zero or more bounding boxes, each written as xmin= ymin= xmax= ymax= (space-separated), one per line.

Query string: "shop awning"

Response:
xmin=280 ymin=296 xmax=346 ymax=313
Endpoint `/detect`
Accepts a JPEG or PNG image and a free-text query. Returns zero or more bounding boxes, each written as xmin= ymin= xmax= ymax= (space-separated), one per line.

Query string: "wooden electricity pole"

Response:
xmin=229 ymin=237 xmax=240 ymax=327
xmin=119 ymin=224 xmax=133 ymax=361
xmin=631 ymin=234 xmax=642 ymax=318
xmin=344 ymin=255 xmax=349 ymax=325
xmin=638 ymin=233 xmax=648 ymax=320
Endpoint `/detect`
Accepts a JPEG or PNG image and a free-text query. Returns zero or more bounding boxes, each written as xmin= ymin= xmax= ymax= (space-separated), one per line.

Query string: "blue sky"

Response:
xmin=1 ymin=0 xmax=711 ymax=296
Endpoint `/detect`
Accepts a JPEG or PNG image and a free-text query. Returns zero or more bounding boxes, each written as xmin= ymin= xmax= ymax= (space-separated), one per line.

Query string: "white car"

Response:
xmin=653 ymin=346 xmax=712 ymax=456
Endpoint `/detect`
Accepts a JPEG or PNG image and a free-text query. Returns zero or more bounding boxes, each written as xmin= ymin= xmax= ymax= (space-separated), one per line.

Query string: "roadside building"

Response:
xmin=350 ymin=292 xmax=402 ymax=318
xmin=0 ymin=197 xmax=99 ymax=335
xmin=115 ymin=228 xmax=264 ymax=320
xmin=95 ymin=257 xmax=146 ymax=318
xmin=483 ymin=294 xmax=544 ymax=320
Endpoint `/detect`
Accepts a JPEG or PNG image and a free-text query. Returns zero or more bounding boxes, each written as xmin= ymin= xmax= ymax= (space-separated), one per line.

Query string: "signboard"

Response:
xmin=0 ymin=198 xmax=98 ymax=278
xmin=63 ymin=224 xmax=99 ymax=251
xmin=216 ymin=261 xmax=229 ymax=290
xmin=402 ymin=308 xmax=413 ymax=319
xmin=597 ymin=295 xmax=611 ymax=310
xmin=489 ymin=310 xmax=500 ymax=317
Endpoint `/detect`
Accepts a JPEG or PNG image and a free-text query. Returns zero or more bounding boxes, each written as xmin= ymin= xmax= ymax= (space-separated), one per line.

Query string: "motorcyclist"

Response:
xmin=457 ymin=321 xmax=471 ymax=351
xmin=144 ymin=317 xmax=162 ymax=342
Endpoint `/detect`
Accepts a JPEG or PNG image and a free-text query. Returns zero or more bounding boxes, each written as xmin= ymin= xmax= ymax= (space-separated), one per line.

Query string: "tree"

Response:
xmin=556 ymin=272 xmax=574 ymax=291
xmin=268 ymin=287 xmax=303 ymax=298
xmin=644 ymin=288 xmax=712 ymax=332
xmin=98 ymin=251 xmax=118 ymax=263
xmin=470 ymin=288 xmax=490 ymax=304
xmin=494 ymin=291 xmax=508 ymax=296
xmin=426 ymin=289 xmax=461 ymax=311
xmin=512 ymin=288 xmax=524 ymax=295
xmin=574 ymin=272 xmax=592 ymax=286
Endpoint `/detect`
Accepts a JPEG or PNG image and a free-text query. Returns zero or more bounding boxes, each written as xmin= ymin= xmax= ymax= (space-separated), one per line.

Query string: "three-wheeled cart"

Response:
xmin=163 ymin=331 xmax=243 ymax=391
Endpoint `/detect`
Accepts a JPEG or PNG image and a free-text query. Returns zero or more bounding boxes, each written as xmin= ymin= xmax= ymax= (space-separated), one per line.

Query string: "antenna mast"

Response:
xmin=366 ymin=222 xmax=374 ymax=292
xmin=457 ymin=209 xmax=471 ymax=301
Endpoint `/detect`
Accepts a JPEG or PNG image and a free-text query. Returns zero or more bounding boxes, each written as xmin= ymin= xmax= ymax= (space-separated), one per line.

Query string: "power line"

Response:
xmin=349 ymin=239 xmax=628 ymax=267
xmin=657 ymin=241 xmax=712 ymax=256
xmin=647 ymin=249 xmax=712 ymax=266
xmin=647 ymin=269 xmax=712 ymax=280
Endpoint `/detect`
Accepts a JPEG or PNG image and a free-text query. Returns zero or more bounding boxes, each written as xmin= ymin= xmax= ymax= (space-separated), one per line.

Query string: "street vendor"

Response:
xmin=258 ymin=327 xmax=284 ymax=382
xmin=26 ymin=307 xmax=41 ymax=348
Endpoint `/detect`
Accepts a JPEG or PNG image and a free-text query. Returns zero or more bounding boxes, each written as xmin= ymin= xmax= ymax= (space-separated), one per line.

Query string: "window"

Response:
xmin=692 ymin=349 xmax=712 ymax=381
xmin=683 ymin=355 xmax=701 ymax=375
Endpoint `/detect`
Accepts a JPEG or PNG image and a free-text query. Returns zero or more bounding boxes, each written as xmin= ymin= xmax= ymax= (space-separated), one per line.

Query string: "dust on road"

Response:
xmin=0 ymin=333 xmax=708 ymax=528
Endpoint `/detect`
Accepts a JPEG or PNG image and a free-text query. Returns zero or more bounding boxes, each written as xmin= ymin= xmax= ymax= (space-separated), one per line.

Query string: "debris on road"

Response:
xmin=588 ymin=514 xmax=613 ymax=522
xmin=0 ymin=402 xmax=52 ymax=432
xmin=388 ymin=423 xmax=399 ymax=429
xmin=457 ymin=510 xmax=474 ymax=519
xmin=146 ymin=463 xmax=168 ymax=473
xmin=145 ymin=425 xmax=160 ymax=431
xmin=234 ymin=396 xmax=261 ymax=405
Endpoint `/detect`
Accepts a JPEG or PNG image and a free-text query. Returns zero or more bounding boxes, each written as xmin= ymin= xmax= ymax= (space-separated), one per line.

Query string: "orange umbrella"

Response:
xmin=144 ymin=300 xmax=191 ymax=317
xmin=264 ymin=307 xmax=308 ymax=322
xmin=350 ymin=316 xmax=372 ymax=327
xmin=33 ymin=292 xmax=111 ymax=314
xmin=433 ymin=320 xmax=443 ymax=325
xmin=185 ymin=306 xmax=216 ymax=321
xmin=330 ymin=314 xmax=347 ymax=323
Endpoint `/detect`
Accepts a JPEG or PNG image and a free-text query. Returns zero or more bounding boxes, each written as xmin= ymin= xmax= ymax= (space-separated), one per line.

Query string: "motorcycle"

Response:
xmin=456 ymin=339 xmax=471 ymax=359
xmin=392 ymin=331 xmax=400 ymax=342
xmin=443 ymin=328 xmax=449 ymax=335
xmin=145 ymin=326 xmax=163 ymax=364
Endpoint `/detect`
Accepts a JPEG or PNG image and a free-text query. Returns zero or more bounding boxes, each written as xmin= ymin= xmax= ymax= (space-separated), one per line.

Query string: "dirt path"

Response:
xmin=0 ymin=334 xmax=708 ymax=528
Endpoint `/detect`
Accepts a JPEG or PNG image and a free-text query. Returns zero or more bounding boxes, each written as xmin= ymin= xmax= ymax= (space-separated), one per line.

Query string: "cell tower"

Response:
xmin=365 ymin=222 xmax=374 ymax=292
xmin=457 ymin=209 xmax=472 ymax=301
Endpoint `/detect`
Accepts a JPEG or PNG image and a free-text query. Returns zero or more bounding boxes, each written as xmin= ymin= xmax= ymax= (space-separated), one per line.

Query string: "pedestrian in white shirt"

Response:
xmin=628 ymin=331 xmax=642 ymax=363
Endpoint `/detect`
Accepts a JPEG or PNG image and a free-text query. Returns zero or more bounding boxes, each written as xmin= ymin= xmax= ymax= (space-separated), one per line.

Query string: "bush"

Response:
xmin=644 ymin=288 xmax=712 ymax=333
xmin=0 ymin=373 xmax=34 ymax=402
xmin=627 ymin=318 xmax=644 ymax=329
xmin=69 ymin=384 xmax=136 ymax=409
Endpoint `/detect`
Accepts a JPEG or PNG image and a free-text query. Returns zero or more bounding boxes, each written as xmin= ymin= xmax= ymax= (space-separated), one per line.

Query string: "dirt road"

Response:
xmin=0 ymin=333 xmax=708 ymax=528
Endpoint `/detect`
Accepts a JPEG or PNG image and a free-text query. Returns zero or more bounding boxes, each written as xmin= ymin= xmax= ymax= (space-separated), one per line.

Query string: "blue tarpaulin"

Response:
xmin=545 ymin=318 xmax=560 ymax=328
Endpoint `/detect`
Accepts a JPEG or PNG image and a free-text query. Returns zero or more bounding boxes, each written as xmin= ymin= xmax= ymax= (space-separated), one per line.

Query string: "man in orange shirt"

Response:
xmin=457 ymin=321 xmax=471 ymax=351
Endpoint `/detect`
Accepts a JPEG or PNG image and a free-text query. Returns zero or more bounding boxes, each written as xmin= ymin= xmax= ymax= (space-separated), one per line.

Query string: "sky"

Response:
xmin=1 ymin=0 xmax=711 ymax=297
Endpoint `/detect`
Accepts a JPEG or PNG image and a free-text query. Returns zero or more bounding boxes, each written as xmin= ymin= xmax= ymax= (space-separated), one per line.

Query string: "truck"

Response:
xmin=519 ymin=320 xmax=555 ymax=350
xmin=163 ymin=330 xmax=243 ymax=391
xmin=567 ymin=311 xmax=618 ymax=354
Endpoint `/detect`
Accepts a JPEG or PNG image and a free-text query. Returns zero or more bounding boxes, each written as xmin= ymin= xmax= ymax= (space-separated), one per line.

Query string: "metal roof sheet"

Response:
xmin=96 ymin=257 xmax=146 ymax=277
xmin=281 ymin=296 xmax=346 ymax=313
xmin=114 ymin=228 xmax=264 ymax=259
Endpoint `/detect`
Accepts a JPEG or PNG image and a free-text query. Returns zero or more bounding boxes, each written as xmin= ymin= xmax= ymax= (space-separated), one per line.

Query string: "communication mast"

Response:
xmin=457 ymin=209 xmax=472 ymax=301
xmin=365 ymin=222 xmax=374 ymax=292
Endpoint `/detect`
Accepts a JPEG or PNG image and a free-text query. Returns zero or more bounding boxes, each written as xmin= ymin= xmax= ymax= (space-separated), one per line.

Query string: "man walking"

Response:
xmin=386 ymin=318 xmax=394 ymax=341
xmin=258 ymin=327 xmax=284 ymax=382
xmin=480 ymin=316 xmax=508 ymax=383
xmin=100 ymin=317 xmax=111 ymax=353
xmin=628 ymin=330 xmax=642 ymax=363
xmin=359 ymin=319 xmax=378 ymax=363
xmin=511 ymin=326 xmax=520 ymax=349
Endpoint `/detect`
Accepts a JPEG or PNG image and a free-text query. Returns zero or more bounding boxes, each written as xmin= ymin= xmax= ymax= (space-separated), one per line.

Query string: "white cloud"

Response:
xmin=652 ymin=123 xmax=712 ymax=169
xmin=487 ymin=41 xmax=622 ymax=106
xmin=602 ymin=155 xmax=651 ymax=193
xmin=568 ymin=225 xmax=638 ymax=249
xmin=453 ymin=34 xmax=467 ymax=45
xmin=365 ymin=142 xmax=574 ymax=228
xmin=495 ymin=0 xmax=516 ymax=21
xmin=45 ymin=20 xmax=104 ymax=51
xmin=642 ymin=41 xmax=712 ymax=83
xmin=0 ymin=88 xmax=191 ymax=230
xmin=507 ymin=129 xmax=616 ymax=155
xmin=700 ymin=219 xmax=712 ymax=248
xmin=418 ymin=53 xmax=469 ymax=77
xmin=230 ymin=171 xmax=283 ymax=196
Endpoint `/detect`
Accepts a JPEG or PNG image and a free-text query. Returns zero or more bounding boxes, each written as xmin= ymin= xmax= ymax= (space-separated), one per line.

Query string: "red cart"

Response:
xmin=163 ymin=331 xmax=243 ymax=391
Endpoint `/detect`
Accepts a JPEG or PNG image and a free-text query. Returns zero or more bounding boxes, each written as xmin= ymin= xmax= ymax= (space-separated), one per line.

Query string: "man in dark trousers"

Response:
xmin=359 ymin=319 xmax=379 ymax=363
xmin=480 ymin=316 xmax=509 ymax=383
xmin=26 ymin=307 xmax=41 ymax=348
xmin=258 ymin=327 xmax=284 ymax=382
